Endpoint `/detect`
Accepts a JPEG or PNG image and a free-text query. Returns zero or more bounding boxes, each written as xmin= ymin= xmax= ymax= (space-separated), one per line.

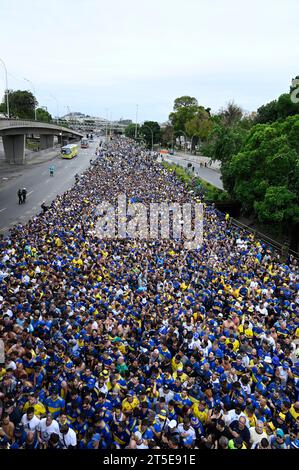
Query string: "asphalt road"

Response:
xmin=0 ymin=140 xmax=99 ymax=233
xmin=163 ymin=154 xmax=224 ymax=190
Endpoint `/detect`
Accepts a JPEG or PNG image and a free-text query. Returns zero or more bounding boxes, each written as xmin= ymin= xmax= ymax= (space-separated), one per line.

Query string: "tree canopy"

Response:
xmin=169 ymin=96 xmax=214 ymax=142
xmin=0 ymin=89 xmax=38 ymax=119
xmin=224 ymin=115 xmax=299 ymax=225
xmin=124 ymin=123 xmax=139 ymax=139
xmin=36 ymin=108 xmax=52 ymax=123
xmin=139 ymin=121 xmax=161 ymax=148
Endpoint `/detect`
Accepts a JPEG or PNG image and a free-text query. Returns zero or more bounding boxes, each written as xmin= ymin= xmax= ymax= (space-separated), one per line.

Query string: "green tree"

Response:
xmin=2 ymin=90 xmax=38 ymax=119
xmin=36 ymin=108 xmax=52 ymax=123
xmin=255 ymin=82 xmax=299 ymax=124
xmin=276 ymin=93 xmax=299 ymax=119
xmin=226 ymin=115 xmax=299 ymax=224
xmin=255 ymin=100 xmax=279 ymax=124
xmin=203 ymin=123 xmax=248 ymax=165
xmin=139 ymin=121 xmax=161 ymax=149
xmin=254 ymin=186 xmax=299 ymax=225
xmin=185 ymin=107 xmax=213 ymax=147
xmin=173 ymin=96 xmax=198 ymax=110
xmin=169 ymin=96 xmax=199 ymax=135
xmin=125 ymin=123 xmax=139 ymax=139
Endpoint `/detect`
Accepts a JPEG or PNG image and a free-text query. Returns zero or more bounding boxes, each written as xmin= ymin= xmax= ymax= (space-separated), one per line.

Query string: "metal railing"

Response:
xmin=229 ymin=217 xmax=299 ymax=259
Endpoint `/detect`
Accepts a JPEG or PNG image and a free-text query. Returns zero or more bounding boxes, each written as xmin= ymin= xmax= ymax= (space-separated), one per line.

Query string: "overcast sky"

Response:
xmin=0 ymin=0 xmax=298 ymax=122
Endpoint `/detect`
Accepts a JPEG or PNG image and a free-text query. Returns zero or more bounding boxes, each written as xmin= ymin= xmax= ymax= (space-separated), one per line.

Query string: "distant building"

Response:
xmin=118 ymin=119 xmax=132 ymax=125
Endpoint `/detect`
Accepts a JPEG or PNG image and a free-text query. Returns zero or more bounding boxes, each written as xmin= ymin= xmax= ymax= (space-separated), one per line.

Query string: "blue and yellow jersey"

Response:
xmin=45 ymin=396 xmax=65 ymax=418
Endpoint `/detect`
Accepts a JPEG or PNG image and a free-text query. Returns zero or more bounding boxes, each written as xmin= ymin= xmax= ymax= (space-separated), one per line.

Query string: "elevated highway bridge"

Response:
xmin=0 ymin=119 xmax=83 ymax=164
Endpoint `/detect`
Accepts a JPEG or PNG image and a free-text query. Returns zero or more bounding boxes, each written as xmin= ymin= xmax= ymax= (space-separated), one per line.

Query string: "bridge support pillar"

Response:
xmin=2 ymin=134 xmax=25 ymax=164
xmin=40 ymin=134 xmax=54 ymax=150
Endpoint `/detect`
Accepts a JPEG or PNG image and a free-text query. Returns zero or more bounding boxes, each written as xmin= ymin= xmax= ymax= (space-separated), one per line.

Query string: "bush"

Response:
xmin=162 ymin=161 xmax=229 ymax=202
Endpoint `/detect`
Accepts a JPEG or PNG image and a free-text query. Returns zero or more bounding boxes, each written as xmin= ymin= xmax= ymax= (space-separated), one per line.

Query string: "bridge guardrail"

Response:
xmin=0 ymin=118 xmax=83 ymax=135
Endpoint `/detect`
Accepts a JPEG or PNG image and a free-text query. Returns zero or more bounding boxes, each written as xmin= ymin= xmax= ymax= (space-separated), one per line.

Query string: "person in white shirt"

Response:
xmin=21 ymin=408 xmax=40 ymax=433
xmin=158 ymin=384 xmax=174 ymax=404
xmin=177 ymin=420 xmax=196 ymax=442
xmin=223 ymin=407 xmax=249 ymax=427
xmin=255 ymin=302 xmax=268 ymax=317
xmin=59 ymin=424 xmax=77 ymax=448
xmin=37 ymin=414 xmax=60 ymax=444
xmin=133 ymin=431 xmax=149 ymax=449
xmin=249 ymin=421 xmax=268 ymax=448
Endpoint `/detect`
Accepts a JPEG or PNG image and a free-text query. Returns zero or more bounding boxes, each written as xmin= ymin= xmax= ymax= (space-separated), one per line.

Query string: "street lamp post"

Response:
xmin=141 ymin=124 xmax=154 ymax=151
xmin=24 ymin=77 xmax=37 ymax=120
xmin=135 ymin=104 xmax=138 ymax=139
xmin=0 ymin=58 xmax=9 ymax=118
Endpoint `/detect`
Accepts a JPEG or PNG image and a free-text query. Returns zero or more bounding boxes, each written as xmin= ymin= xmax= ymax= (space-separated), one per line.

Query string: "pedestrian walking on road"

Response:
xmin=21 ymin=188 xmax=27 ymax=204
xmin=17 ymin=189 xmax=23 ymax=204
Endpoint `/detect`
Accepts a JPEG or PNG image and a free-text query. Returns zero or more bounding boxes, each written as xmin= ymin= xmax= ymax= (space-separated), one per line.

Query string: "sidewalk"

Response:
xmin=171 ymin=151 xmax=221 ymax=172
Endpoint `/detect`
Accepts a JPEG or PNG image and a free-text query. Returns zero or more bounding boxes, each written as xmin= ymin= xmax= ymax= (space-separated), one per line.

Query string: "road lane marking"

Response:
xmin=27 ymin=191 xmax=34 ymax=196
xmin=45 ymin=179 xmax=50 ymax=184
xmin=0 ymin=208 xmax=7 ymax=213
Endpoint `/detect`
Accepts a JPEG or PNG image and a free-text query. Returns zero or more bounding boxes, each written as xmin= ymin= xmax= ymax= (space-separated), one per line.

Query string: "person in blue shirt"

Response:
xmin=10 ymin=424 xmax=27 ymax=449
xmin=45 ymin=390 xmax=65 ymax=418
xmin=92 ymin=420 xmax=112 ymax=447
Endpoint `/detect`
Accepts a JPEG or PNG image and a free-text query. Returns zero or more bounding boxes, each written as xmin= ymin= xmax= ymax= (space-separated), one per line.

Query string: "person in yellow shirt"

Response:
xmin=23 ymin=393 xmax=46 ymax=418
xmin=54 ymin=237 xmax=62 ymax=247
xmin=171 ymin=354 xmax=183 ymax=372
xmin=191 ymin=401 xmax=208 ymax=425
xmin=122 ymin=391 xmax=139 ymax=414
xmin=289 ymin=402 xmax=299 ymax=424
xmin=172 ymin=368 xmax=188 ymax=383
xmin=238 ymin=321 xmax=254 ymax=338
xmin=225 ymin=337 xmax=240 ymax=352
xmin=244 ymin=406 xmax=257 ymax=428
xmin=73 ymin=257 xmax=83 ymax=266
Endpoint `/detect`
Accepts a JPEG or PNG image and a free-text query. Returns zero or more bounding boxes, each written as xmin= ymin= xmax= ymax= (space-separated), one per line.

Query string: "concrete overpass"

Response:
xmin=0 ymin=119 xmax=83 ymax=164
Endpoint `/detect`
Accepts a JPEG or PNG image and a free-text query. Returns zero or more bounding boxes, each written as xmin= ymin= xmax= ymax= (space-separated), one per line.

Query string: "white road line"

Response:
xmin=45 ymin=179 xmax=50 ymax=184
xmin=0 ymin=208 xmax=7 ymax=213
xmin=9 ymin=222 xmax=16 ymax=225
xmin=27 ymin=191 xmax=34 ymax=196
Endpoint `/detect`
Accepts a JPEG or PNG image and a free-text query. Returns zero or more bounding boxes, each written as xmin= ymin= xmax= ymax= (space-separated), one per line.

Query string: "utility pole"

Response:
xmin=0 ymin=58 xmax=9 ymax=118
xmin=135 ymin=104 xmax=138 ymax=139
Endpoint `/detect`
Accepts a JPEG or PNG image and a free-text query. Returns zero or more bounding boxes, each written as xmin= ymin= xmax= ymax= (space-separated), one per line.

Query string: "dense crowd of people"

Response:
xmin=0 ymin=137 xmax=298 ymax=450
